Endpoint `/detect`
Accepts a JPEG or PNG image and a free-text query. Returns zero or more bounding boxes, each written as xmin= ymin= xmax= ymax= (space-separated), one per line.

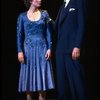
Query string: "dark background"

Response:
xmin=1 ymin=0 xmax=99 ymax=100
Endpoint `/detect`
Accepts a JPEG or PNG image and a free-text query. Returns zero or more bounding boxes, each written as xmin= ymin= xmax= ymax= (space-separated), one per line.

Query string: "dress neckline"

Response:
xmin=26 ymin=10 xmax=42 ymax=22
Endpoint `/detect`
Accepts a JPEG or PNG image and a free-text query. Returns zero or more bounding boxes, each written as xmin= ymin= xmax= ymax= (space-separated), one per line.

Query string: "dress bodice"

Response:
xmin=17 ymin=10 xmax=52 ymax=52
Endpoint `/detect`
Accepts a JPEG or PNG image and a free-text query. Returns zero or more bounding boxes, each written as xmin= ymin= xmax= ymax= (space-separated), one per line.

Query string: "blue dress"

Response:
xmin=17 ymin=10 xmax=55 ymax=92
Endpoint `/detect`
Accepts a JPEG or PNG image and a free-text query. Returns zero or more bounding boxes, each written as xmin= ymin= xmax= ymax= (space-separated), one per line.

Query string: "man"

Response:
xmin=54 ymin=0 xmax=86 ymax=100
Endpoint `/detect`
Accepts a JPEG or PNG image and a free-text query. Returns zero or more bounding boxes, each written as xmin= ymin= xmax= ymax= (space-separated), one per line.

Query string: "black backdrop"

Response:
xmin=1 ymin=0 xmax=99 ymax=100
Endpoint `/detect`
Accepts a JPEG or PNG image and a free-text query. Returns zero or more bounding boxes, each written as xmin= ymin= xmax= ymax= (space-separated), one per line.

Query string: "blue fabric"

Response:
xmin=54 ymin=0 xmax=86 ymax=99
xmin=55 ymin=0 xmax=86 ymax=53
xmin=56 ymin=54 xmax=86 ymax=100
xmin=17 ymin=10 xmax=54 ymax=92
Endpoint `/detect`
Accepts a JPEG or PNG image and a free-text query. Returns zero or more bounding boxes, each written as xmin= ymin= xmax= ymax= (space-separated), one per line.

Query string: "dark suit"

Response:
xmin=54 ymin=0 xmax=86 ymax=100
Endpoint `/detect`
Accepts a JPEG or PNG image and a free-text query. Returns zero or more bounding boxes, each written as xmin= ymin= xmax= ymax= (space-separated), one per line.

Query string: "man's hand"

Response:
xmin=72 ymin=47 xmax=80 ymax=60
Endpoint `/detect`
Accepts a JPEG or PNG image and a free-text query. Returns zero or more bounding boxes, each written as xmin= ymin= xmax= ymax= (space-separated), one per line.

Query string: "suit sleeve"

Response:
xmin=45 ymin=11 xmax=52 ymax=50
xmin=16 ymin=14 xmax=24 ymax=53
xmin=75 ymin=0 xmax=86 ymax=48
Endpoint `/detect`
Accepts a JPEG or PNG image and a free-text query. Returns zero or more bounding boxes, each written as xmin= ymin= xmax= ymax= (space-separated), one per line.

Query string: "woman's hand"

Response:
xmin=45 ymin=49 xmax=51 ymax=60
xmin=72 ymin=48 xmax=80 ymax=60
xmin=18 ymin=52 xmax=25 ymax=63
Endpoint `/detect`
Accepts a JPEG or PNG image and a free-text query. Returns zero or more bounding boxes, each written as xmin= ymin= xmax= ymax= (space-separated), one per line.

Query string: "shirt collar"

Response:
xmin=64 ymin=0 xmax=70 ymax=3
xmin=64 ymin=0 xmax=70 ymax=7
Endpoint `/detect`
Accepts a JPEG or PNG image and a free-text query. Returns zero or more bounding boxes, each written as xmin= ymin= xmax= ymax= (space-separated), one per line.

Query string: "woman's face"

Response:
xmin=31 ymin=0 xmax=42 ymax=8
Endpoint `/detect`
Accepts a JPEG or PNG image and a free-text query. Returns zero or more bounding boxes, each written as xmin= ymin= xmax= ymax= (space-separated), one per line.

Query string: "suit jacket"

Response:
xmin=55 ymin=0 xmax=86 ymax=54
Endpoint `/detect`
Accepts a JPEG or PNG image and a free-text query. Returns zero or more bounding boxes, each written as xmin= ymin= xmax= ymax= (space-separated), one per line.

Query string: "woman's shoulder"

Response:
xmin=18 ymin=11 xmax=26 ymax=18
xmin=41 ymin=10 xmax=49 ymax=17
xmin=41 ymin=10 xmax=48 ymax=13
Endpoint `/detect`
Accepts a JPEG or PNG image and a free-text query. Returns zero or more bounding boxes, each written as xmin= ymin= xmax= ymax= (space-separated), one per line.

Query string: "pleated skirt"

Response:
xmin=18 ymin=42 xmax=55 ymax=92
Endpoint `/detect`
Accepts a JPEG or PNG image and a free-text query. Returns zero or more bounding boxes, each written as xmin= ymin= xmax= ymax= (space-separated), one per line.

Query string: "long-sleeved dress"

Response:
xmin=17 ymin=10 xmax=55 ymax=92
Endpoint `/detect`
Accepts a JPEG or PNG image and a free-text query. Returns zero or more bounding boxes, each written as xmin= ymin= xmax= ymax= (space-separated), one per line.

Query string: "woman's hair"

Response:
xmin=24 ymin=0 xmax=33 ymax=8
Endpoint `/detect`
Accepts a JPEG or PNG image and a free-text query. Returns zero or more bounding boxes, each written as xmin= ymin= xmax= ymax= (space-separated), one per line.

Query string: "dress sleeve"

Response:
xmin=45 ymin=11 xmax=52 ymax=50
xmin=16 ymin=14 xmax=24 ymax=53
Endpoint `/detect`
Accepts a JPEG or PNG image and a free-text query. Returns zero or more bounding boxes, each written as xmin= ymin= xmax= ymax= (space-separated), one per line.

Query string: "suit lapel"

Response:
xmin=59 ymin=0 xmax=72 ymax=24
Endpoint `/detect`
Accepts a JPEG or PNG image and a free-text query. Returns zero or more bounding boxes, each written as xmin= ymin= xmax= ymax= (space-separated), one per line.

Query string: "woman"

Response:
xmin=17 ymin=0 xmax=54 ymax=100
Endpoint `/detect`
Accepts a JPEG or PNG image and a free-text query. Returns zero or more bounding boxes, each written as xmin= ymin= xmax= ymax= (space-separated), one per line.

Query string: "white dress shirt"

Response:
xmin=64 ymin=0 xmax=70 ymax=7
